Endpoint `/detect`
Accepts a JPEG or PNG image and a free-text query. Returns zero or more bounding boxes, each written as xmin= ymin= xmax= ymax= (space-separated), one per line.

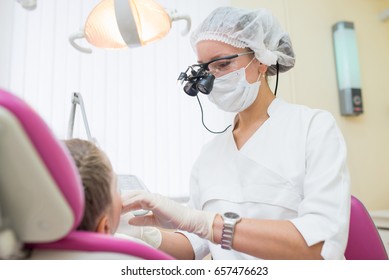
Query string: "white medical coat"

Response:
xmin=182 ymin=98 xmax=350 ymax=260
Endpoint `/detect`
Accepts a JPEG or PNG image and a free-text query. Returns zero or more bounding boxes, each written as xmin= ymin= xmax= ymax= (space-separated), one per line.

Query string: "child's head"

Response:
xmin=63 ymin=138 xmax=121 ymax=234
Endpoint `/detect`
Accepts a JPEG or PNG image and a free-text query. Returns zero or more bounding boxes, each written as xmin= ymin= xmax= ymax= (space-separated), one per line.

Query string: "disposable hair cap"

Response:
xmin=190 ymin=7 xmax=295 ymax=76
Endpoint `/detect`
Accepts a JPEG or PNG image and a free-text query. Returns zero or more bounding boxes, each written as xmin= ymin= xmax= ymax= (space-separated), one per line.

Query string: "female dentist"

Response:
xmin=122 ymin=6 xmax=350 ymax=260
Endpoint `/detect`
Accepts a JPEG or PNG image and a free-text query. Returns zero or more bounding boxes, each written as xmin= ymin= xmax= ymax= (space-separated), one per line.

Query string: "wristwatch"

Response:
xmin=221 ymin=212 xmax=241 ymax=250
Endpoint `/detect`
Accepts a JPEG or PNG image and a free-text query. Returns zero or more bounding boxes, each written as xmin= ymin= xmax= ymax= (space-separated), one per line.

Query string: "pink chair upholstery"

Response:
xmin=0 ymin=88 xmax=173 ymax=260
xmin=345 ymin=196 xmax=388 ymax=260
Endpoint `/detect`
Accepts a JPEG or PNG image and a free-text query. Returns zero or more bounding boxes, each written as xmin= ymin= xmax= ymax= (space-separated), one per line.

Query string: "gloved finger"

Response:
xmin=121 ymin=190 xmax=150 ymax=213
xmin=117 ymin=212 xmax=143 ymax=237
xmin=122 ymin=191 xmax=165 ymax=212
xmin=119 ymin=212 xmax=135 ymax=225
xmin=127 ymin=213 xmax=159 ymax=227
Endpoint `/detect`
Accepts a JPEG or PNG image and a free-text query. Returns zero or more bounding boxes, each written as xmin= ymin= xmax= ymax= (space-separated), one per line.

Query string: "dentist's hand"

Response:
xmin=116 ymin=212 xmax=162 ymax=248
xmin=122 ymin=191 xmax=216 ymax=241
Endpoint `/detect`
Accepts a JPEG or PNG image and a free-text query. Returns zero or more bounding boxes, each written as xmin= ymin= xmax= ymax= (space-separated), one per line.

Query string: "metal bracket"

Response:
xmin=67 ymin=92 xmax=96 ymax=143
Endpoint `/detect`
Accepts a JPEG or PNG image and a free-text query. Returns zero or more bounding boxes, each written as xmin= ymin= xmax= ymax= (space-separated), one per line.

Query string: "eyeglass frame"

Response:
xmin=195 ymin=51 xmax=255 ymax=76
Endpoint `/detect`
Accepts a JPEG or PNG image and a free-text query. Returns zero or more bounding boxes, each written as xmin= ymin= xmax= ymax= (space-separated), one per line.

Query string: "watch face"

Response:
xmin=224 ymin=212 xmax=240 ymax=219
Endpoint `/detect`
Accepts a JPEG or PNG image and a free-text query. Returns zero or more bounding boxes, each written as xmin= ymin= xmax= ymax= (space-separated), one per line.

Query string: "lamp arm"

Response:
xmin=67 ymin=92 xmax=94 ymax=142
xmin=169 ymin=10 xmax=191 ymax=36
xmin=68 ymin=30 xmax=93 ymax=54
xmin=67 ymin=98 xmax=76 ymax=139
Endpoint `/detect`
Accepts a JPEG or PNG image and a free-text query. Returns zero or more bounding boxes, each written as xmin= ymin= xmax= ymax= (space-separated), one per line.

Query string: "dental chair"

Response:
xmin=0 ymin=88 xmax=173 ymax=260
xmin=344 ymin=196 xmax=388 ymax=260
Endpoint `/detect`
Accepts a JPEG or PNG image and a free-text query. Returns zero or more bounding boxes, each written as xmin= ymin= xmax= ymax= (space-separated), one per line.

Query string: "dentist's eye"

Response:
xmin=210 ymin=60 xmax=232 ymax=72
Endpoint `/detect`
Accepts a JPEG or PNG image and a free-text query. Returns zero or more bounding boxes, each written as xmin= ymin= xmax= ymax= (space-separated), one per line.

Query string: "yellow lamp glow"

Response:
xmin=84 ymin=0 xmax=127 ymax=49
xmin=69 ymin=0 xmax=190 ymax=53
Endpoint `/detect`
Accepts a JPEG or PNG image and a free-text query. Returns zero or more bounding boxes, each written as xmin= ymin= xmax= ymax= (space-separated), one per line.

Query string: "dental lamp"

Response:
xmin=69 ymin=0 xmax=191 ymax=53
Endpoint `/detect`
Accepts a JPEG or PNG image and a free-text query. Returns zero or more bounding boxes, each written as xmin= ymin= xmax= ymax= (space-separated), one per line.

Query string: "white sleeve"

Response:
xmin=290 ymin=111 xmax=350 ymax=259
xmin=177 ymin=159 xmax=211 ymax=260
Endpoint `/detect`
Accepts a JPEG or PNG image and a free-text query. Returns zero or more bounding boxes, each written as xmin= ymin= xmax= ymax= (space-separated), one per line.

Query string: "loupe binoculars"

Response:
xmin=177 ymin=64 xmax=215 ymax=97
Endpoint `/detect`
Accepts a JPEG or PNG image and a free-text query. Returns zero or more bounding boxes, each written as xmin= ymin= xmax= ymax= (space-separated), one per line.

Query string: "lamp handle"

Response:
xmin=169 ymin=10 xmax=191 ymax=36
xmin=68 ymin=30 xmax=93 ymax=54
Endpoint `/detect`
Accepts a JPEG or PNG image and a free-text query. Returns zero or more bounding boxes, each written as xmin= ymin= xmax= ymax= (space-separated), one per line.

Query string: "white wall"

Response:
xmin=232 ymin=0 xmax=389 ymax=210
xmin=0 ymin=0 xmax=232 ymax=199
xmin=0 ymin=0 xmax=14 ymax=87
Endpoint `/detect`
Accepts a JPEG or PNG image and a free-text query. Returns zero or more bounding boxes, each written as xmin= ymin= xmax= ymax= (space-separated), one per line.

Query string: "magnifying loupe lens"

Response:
xmin=184 ymin=81 xmax=199 ymax=96
xmin=196 ymin=74 xmax=215 ymax=95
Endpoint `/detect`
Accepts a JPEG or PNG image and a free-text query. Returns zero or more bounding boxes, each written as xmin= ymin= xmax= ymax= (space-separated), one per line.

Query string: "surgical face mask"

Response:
xmin=208 ymin=59 xmax=261 ymax=113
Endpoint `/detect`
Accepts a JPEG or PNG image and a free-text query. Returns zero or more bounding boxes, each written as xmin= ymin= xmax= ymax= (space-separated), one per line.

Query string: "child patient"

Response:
xmin=63 ymin=138 xmax=161 ymax=248
xmin=64 ymin=138 xmax=122 ymax=234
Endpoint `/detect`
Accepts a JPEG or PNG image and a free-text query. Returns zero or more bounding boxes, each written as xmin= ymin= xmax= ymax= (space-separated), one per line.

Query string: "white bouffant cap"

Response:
xmin=190 ymin=6 xmax=295 ymax=76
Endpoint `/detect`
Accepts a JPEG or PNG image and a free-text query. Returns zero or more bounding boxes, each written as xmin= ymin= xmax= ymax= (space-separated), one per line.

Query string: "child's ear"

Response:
xmin=96 ymin=215 xmax=111 ymax=234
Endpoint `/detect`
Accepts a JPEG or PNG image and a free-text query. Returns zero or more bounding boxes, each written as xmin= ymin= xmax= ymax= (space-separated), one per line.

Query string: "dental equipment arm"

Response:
xmin=67 ymin=92 xmax=96 ymax=144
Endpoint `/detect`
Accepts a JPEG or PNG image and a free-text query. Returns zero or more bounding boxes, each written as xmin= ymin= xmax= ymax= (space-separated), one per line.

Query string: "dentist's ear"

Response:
xmin=258 ymin=62 xmax=268 ymax=75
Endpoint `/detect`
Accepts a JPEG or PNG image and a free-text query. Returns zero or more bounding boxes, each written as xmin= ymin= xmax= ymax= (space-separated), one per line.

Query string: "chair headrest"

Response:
xmin=0 ymin=88 xmax=84 ymax=243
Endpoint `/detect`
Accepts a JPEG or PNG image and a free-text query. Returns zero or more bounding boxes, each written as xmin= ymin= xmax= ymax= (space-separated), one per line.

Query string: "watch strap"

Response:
xmin=221 ymin=223 xmax=235 ymax=250
xmin=220 ymin=212 xmax=241 ymax=250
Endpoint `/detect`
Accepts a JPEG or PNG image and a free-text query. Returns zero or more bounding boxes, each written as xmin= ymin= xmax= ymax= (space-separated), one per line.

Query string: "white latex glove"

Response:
xmin=122 ymin=190 xmax=216 ymax=241
xmin=116 ymin=212 xmax=162 ymax=248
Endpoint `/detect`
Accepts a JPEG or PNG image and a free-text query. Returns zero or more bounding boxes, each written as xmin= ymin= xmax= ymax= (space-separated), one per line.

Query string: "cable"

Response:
xmin=196 ymin=95 xmax=231 ymax=134
xmin=274 ymin=62 xmax=279 ymax=96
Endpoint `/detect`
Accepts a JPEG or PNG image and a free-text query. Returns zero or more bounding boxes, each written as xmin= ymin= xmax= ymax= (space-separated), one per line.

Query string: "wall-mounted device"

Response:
xmin=332 ymin=21 xmax=363 ymax=116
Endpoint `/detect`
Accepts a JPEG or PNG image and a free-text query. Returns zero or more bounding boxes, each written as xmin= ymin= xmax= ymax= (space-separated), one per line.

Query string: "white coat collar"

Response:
xmin=232 ymin=97 xmax=284 ymax=127
xmin=267 ymin=97 xmax=284 ymax=116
